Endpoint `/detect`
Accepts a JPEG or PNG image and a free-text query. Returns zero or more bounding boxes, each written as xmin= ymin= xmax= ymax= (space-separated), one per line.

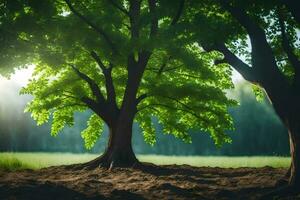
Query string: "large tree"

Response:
xmin=190 ymin=0 xmax=300 ymax=192
xmin=21 ymin=0 xmax=235 ymax=168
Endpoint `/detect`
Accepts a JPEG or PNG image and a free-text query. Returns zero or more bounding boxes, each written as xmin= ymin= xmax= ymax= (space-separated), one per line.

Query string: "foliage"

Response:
xmin=81 ymin=114 xmax=104 ymax=149
xmin=0 ymin=0 xmax=57 ymax=76
xmin=10 ymin=0 xmax=236 ymax=149
xmin=0 ymin=82 xmax=289 ymax=155
xmin=251 ymin=84 xmax=265 ymax=102
xmin=189 ymin=0 xmax=299 ymax=84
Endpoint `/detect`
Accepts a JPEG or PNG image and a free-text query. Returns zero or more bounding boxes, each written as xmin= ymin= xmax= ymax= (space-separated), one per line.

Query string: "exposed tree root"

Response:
xmin=275 ymin=178 xmax=289 ymax=187
xmin=259 ymin=167 xmax=299 ymax=199
xmin=274 ymin=167 xmax=290 ymax=187
xmin=69 ymin=150 xmax=140 ymax=171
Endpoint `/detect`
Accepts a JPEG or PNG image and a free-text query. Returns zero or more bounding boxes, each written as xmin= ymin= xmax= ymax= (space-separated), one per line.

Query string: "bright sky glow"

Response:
xmin=0 ymin=65 xmax=34 ymax=87
xmin=231 ymin=69 xmax=244 ymax=83
xmin=0 ymin=64 xmax=244 ymax=88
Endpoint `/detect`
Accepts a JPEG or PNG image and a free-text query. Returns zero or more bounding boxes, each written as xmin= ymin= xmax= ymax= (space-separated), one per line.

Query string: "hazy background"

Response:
xmin=0 ymin=68 xmax=289 ymax=156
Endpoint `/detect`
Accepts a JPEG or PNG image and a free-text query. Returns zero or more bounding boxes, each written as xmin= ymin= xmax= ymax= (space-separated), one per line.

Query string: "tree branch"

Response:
xmin=219 ymin=1 xmax=263 ymax=37
xmin=146 ymin=58 xmax=180 ymax=75
xmin=171 ymin=71 xmax=203 ymax=79
xmin=219 ymin=0 xmax=273 ymax=62
xmin=170 ymin=0 xmax=185 ymax=26
xmin=104 ymin=65 xmax=117 ymax=108
xmin=69 ymin=64 xmax=106 ymax=104
xmin=148 ymin=0 xmax=158 ymax=38
xmin=56 ymin=103 xmax=86 ymax=110
xmin=129 ymin=0 xmax=141 ymax=39
xmin=162 ymin=66 xmax=181 ymax=72
xmin=90 ymin=51 xmax=107 ymax=71
xmin=161 ymin=95 xmax=224 ymax=118
xmin=81 ymin=96 xmax=113 ymax=125
xmin=137 ymin=103 xmax=210 ymax=125
xmin=136 ymin=93 xmax=147 ymax=104
xmin=284 ymin=0 xmax=300 ymax=25
xmin=121 ymin=51 xmax=151 ymax=113
xmin=64 ymin=0 xmax=118 ymax=54
xmin=137 ymin=94 xmax=204 ymax=118
xmin=61 ymin=93 xmax=80 ymax=100
xmin=90 ymin=51 xmax=117 ymax=108
xmin=157 ymin=95 xmax=194 ymax=111
xmin=202 ymin=43 xmax=256 ymax=82
xmin=80 ymin=96 xmax=97 ymax=108
xmin=157 ymin=56 xmax=172 ymax=75
xmin=137 ymin=104 xmax=160 ymax=113
xmin=278 ymin=12 xmax=300 ymax=74
xmin=218 ymin=1 xmax=285 ymax=83
xmin=108 ymin=0 xmax=129 ymax=16
xmin=60 ymin=65 xmax=113 ymax=125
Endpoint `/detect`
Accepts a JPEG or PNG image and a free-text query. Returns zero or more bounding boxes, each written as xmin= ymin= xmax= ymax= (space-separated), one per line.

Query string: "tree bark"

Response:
xmin=263 ymin=84 xmax=300 ymax=190
xmin=211 ymin=2 xmax=300 ymax=197
xmin=287 ymin=116 xmax=300 ymax=188
xmin=261 ymin=113 xmax=300 ymax=199
xmin=81 ymin=115 xmax=138 ymax=169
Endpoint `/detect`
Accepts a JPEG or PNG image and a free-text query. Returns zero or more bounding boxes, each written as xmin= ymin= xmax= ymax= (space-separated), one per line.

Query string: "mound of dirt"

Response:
xmin=0 ymin=164 xmax=298 ymax=200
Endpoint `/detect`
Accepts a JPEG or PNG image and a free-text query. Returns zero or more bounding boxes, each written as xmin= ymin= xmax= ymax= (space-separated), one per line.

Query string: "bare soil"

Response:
xmin=0 ymin=163 xmax=298 ymax=200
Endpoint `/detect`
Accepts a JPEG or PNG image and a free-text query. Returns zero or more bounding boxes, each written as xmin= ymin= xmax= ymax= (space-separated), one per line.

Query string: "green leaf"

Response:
xmin=136 ymin=114 xmax=156 ymax=145
xmin=51 ymin=108 xmax=74 ymax=136
xmin=81 ymin=114 xmax=104 ymax=149
xmin=252 ymin=84 xmax=265 ymax=102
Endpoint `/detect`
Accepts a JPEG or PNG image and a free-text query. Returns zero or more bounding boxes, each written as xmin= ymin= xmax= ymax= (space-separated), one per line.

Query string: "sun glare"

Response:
xmin=231 ymin=69 xmax=244 ymax=83
xmin=0 ymin=65 xmax=34 ymax=87
xmin=0 ymin=65 xmax=244 ymax=86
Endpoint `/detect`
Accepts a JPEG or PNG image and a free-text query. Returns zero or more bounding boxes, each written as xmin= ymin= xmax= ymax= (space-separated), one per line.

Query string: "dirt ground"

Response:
xmin=0 ymin=163 xmax=299 ymax=200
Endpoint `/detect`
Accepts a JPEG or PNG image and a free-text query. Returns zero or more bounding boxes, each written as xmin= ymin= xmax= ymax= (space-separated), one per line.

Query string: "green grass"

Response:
xmin=0 ymin=152 xmax=98 ymax=170
xmin=138 ymin=155 xmax=290 ymax=168
xmin=0 ymin=152 xmax=290 ymax=171
xmin=0 ymin=156 xmax=32 ymax=171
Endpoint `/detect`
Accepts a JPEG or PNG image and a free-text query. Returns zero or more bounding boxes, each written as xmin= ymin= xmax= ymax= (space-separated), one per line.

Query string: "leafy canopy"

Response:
xmin=188 ymin=0 xmax=300 ymax=94
xmin=20 ymin=0 xmax=236 ymax=149
xmin=0 ymin=0 xmax=57 ymax=75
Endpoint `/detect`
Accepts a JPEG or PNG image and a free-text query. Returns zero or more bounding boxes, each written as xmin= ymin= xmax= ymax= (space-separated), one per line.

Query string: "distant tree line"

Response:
xmin=0 ymin=82 xmax=289 ymax=156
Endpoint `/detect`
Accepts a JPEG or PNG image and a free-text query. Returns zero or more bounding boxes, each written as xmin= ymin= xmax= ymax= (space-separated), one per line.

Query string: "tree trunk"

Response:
xmin=273 ymin=101 xmax=300 ymax=191
xmin=288 ymin=117 xmax=300 ymax=189
xmin=262 ymin=116 xmax=300 ymax=198
xmin=81 ymin=115 xmax=138 ymax=169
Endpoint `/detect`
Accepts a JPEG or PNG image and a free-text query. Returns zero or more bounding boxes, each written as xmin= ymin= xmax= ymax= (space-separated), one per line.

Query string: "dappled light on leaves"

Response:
xmin=18 ymin=0 xmax=236 ymax=151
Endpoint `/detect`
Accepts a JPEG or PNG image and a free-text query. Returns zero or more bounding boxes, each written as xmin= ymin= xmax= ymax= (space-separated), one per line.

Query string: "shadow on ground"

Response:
xmin=0 ymin=164 xmax=298 ymax=200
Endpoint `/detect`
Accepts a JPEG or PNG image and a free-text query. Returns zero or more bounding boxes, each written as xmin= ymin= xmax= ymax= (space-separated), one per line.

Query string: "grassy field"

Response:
xmin=0 ymin=152 xmax=290 ymax=171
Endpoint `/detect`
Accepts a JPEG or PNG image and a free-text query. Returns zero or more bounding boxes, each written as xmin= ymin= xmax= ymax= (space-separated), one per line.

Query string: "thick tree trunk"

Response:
xmin=267 ymin=95 xmax=300 ymax=197
xmin=80 ymin=54 xmax=149 ymax=170
xmin=273 ymin=103 xmax=300 ymax=192
xmin=101 ymin=126 xmax=138 ymax=168
xmin=260 ymin=77 xmax=300 ymax=194
xmin=262 ymin=116 xmax=300 ymax=199
xmin=81 ymin=115 xmax=138 ymax=169
xmin=260 ymin=73 xmax=300 ymax=188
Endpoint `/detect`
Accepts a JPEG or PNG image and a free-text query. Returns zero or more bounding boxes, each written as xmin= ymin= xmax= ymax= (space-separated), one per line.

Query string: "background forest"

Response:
xmin=0 ymin=77 xmax=288 ymax=156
